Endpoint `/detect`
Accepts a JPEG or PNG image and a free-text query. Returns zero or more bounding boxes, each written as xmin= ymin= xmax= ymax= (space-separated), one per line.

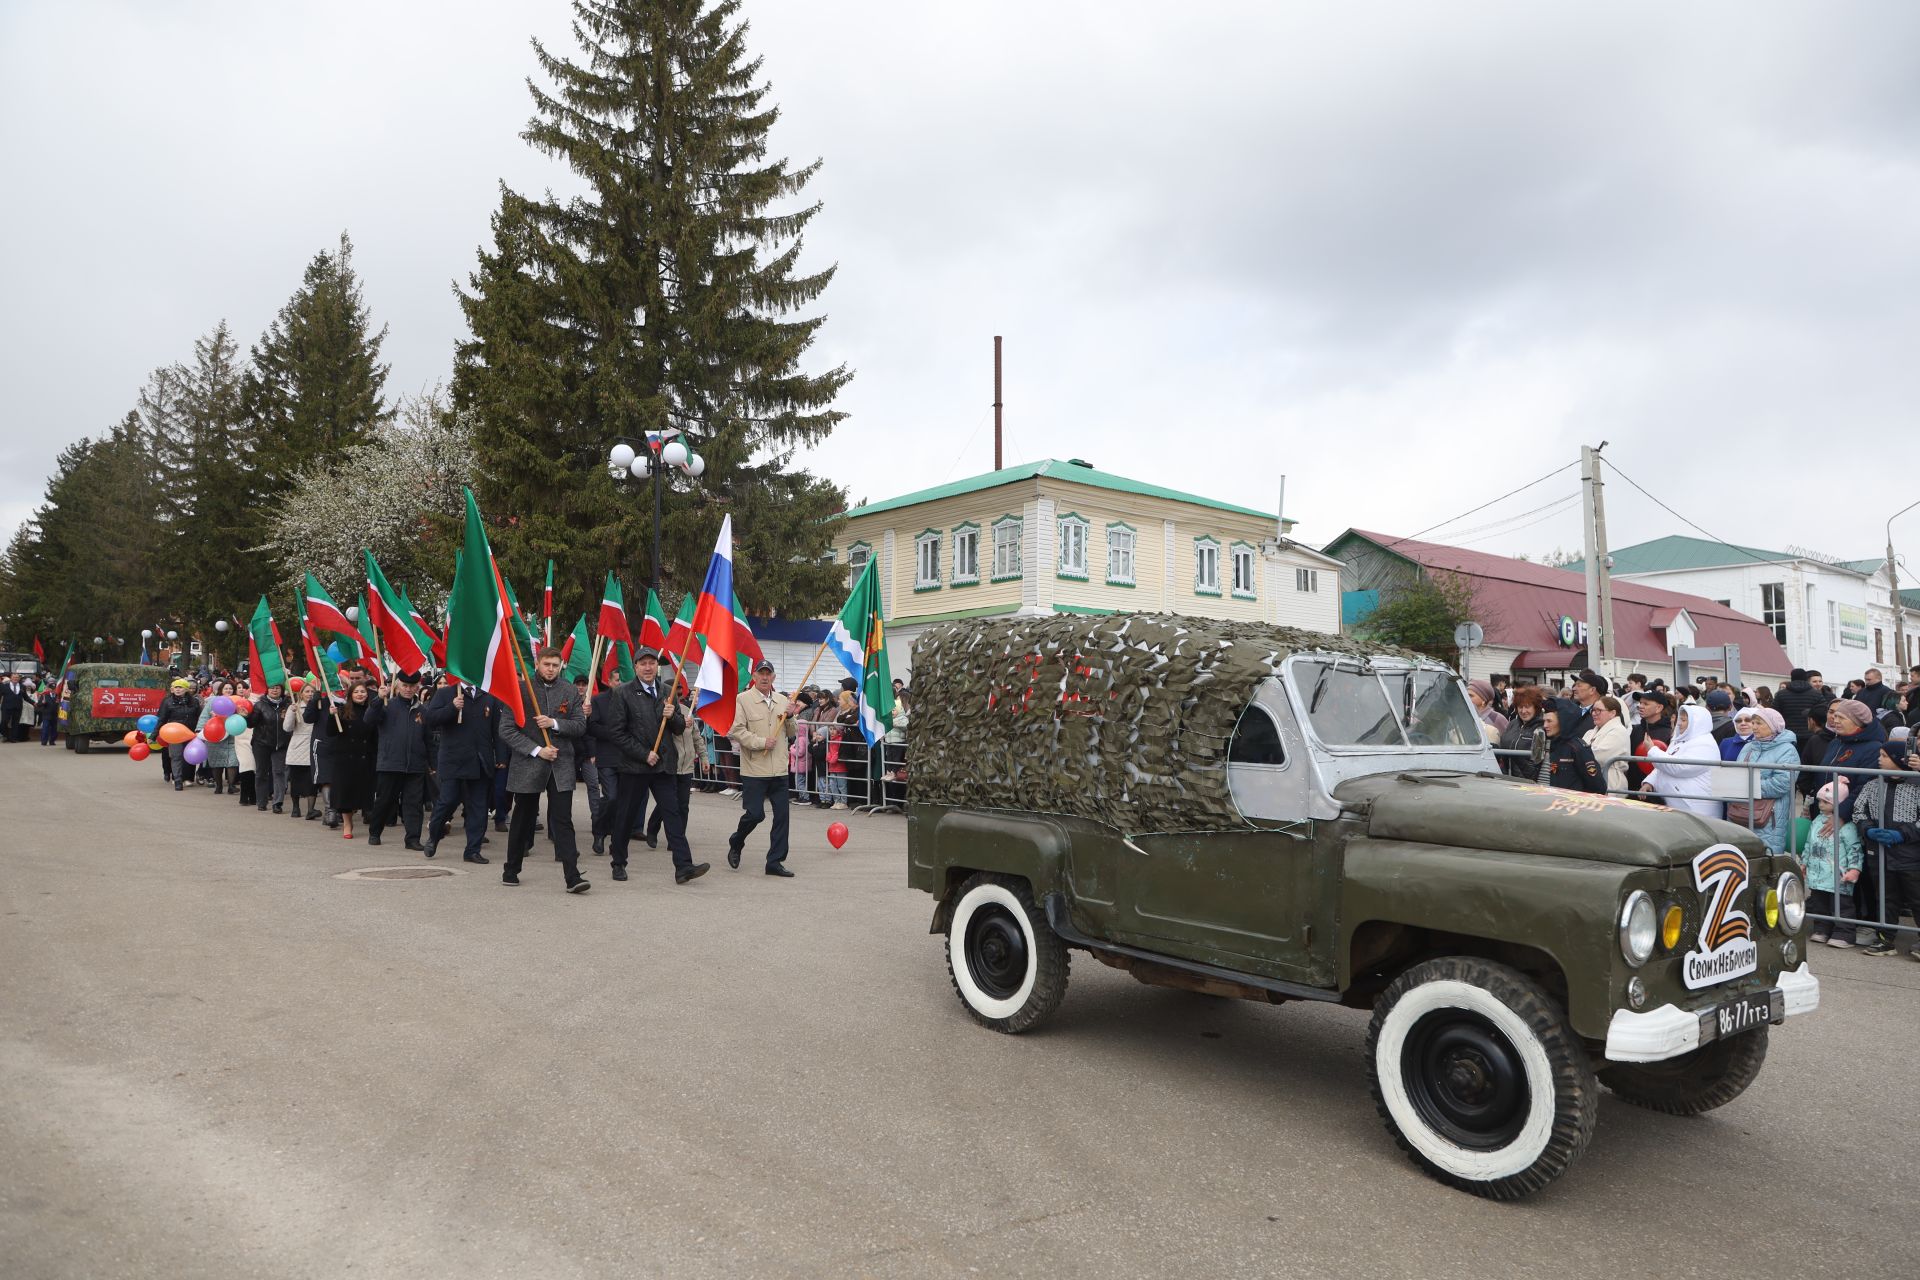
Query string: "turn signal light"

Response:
xmin=1662 ymin=905 xmax=1684 ymax=950
xmin=1764 ymin=889 xmax=1781 ymax=930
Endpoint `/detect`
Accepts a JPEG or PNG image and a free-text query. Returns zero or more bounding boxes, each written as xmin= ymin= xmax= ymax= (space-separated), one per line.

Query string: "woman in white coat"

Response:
xmin=1641 ymin=700 xmax=1725 ymax=819
xmin=1583 ymin=695 xmax=1631 ymax=794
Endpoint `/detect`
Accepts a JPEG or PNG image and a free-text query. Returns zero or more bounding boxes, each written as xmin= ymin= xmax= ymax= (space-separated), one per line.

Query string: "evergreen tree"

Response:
xmin=246 ymin=231 xmax=392 ymax=492
xmin=455 ymin=0 xmax=851 ymax=619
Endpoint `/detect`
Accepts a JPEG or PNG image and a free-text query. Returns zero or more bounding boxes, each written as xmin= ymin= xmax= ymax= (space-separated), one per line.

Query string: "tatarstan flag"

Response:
xmin=560 ymin=615 xmax=591 ymax=683
xmin=304 ymin=573 xmax=377 ymax=676
xmin=246 ymin=597 xmax=288 ymax=695
xmin=598 ymin=573 xmax=631 ymax=646
xmin=401 ymin=587 xmax=445 ymax=668
xmin=443 ymin=488 xmax=526 ymax=726
xmin=365 ymin=550 xmax=430 ymax=675
xmin=542 ymin=559 xmax=555 ymax=646
xmin=639 ymin=588 xmax=670 ymax=654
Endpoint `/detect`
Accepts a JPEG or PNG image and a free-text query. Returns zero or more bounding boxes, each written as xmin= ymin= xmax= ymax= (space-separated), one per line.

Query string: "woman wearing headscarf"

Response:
xmin=194 ymin=680 xmax=241 ymax=795
xmin=1467 ymin=680 xmax=1507 ymax=742
xmin=1541 ymin=697 xmax=1605 ymax=793
xmin=1804 ymin=780 xmax=1863 ymax=947
xmin=1497 ymin=685 xmax=1544 ymax=779
xmin=1583 ymin=695 xmax=1631 ymax=794
xmin=1720 ymin=707 xmax=1757 ymax=762
xmin=1851 ymin=738 xmax=1920 ymax=957
xmin=1734 ymin=706 xmax=1799 ymax=853
xmin=1641 ymin=700 xmax=1724 ymax=819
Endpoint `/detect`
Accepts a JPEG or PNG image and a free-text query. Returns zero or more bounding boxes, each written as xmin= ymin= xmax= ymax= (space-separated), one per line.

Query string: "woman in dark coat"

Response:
xmin=1542 ymin=697 xmax=1605 ymax=793
xmin=1497 ymin=685 xmax=1545 ymax=779
xmin=310 ymin=682 xmax=380 ymax=839
xmin=1820 ymin=699 xmax=1887 ymax=823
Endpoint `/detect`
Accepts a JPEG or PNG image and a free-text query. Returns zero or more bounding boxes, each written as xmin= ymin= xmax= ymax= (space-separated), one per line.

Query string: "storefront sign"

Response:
xmin=1838 ymin=604 xmax=1869 ymax=650
xmin=91 ymin=686 xmax=166 ymax=718
xmin=1557 ymin=616 xmax=1589 ymax=647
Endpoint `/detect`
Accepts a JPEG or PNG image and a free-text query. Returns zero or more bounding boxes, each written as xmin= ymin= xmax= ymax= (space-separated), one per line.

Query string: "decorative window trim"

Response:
xmin=1230 ymin=541 xmax=1258 ymax=600
xmin=990 ymin=514 xmax=1024 ymax=583
xmin=847 ymin=540 xmax=872 ymax=567
xmin=950 ymin=521 xmax=981 ymax=586
xmin=1056 ymin=511 xmax=1090 ymax=581
xmin=1105 ymin=521 xmax=1137 ymax=587
xmin=1194 ymin=536 xmax=1222 ymax=597
xmin=913 ymin=529 xmax=942 ymax=593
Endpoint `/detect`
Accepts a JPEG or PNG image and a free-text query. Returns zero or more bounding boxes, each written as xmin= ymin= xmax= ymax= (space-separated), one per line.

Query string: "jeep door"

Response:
xmin=1116 ymin=678 xmax=1338 ymax=987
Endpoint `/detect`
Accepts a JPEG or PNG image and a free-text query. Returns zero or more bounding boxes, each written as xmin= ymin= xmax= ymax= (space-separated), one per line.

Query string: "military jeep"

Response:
xmin=906 ymin=614 xmax=1819 ymax=1199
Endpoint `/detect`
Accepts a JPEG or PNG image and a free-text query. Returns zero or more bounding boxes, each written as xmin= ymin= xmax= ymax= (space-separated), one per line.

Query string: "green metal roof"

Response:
xmin=839 ymin=458 xmax=1276 ymax=522
xmin=1561 ymin=535 xmax=1798 ymax=576
xmin=1902 ymin=588 xmax=1920 ymax=611
xmin=1840 ymin=558 xmax=1886 ymax=575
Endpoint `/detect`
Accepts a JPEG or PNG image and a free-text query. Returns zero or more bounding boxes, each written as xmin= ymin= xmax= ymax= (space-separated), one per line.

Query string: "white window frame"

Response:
xmin=1829 ymin=600 xmax=1839 ymax=650
xmin=846 ymin=541 xmax=871 ymax=590
xmin=951 ymin=523 xmax=980 ymax=585
xmin=914 ymin=529 xmax=941 ymax=591
xmin=991 ymin=515 xmax=1023 ymax=582
xmin=1106 ymin=522 xmax=1136 ymax=587
xmin=1760 ymin=582 xmax=1787 ymax=647
xmin=1230 ymin=542 xmax=1257 ymax=600
xmin=1057 ymin=513 xmax=1090 ymax=580
xmin=1296 ymin=568 xmax=1319 ymax=593
xmin=1194 ymin=537 xmax=1222 ymax=596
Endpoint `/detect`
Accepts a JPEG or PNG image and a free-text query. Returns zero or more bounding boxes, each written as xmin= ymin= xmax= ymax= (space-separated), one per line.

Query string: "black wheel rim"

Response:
xmin=964 ymin=904 xmax=1029 ymax=1000
xmin=1401 ymin=1007 xmax=1531 ymax=1150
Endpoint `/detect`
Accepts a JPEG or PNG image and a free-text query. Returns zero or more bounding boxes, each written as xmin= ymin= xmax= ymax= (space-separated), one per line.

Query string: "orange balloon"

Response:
xmin=128 ymin=742 xmax=151 ymax=761
xmin=202 ymin=717 xmax=227 ymax=743
xmin=157 ymin=722 xmax=194 ymax=745
xmin=122 ymin=730 xmax=142 ymax=746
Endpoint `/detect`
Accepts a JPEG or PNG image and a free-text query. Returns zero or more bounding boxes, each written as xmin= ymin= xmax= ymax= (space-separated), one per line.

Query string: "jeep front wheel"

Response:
xmin=1367 ymin=956 xmax=1598 ymax=1200
xmin=945 ymin=874 xmax=1069 ymax=1033
xmin=1600 ymin=1026 xmax=1767 ymax=1115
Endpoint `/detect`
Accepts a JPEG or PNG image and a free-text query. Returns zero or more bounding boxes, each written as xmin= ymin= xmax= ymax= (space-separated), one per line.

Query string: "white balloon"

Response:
xmin=609 ymin=443 xmax=636 ymax=471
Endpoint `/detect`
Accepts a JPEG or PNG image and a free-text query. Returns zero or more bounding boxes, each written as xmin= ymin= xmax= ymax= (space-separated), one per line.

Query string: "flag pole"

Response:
xmin=790 ymin=638 xmax=831 ymax=697
xmin=650 ymin=626 xmax=701 ymax=755
xmin=583 ymin=634 xmax=606 ymax=710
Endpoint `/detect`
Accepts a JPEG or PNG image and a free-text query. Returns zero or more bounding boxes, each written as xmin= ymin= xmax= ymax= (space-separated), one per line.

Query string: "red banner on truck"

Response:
xmin=92 ymin=686 xmax=166 ymax=718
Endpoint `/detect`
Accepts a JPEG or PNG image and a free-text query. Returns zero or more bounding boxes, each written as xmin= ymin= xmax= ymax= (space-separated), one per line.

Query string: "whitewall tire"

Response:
xmin=945 ymin=874 xmax=1069 ymax=1033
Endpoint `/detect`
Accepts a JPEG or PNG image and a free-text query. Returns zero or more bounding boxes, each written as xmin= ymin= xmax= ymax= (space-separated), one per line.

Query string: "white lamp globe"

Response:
xmin=215 ymin=619 xmax=229 ymax=633
xmin=141 ymin=629 xmax=153 ymax=639
xmin=345 ymin=607 xmax=359 ymax=623
xmin=662 ymin=440 xmax=689 ymax=467
xmin=609 ymin=442 xmax=636 ymax=471
xmin=629 ymin=457 xmax=649 ymax=479
xmin=166 ymin=630 xmax=178 ymax=641
xmin=688 ymin=453 xmax=706 ymax=477
xmin=92 ymin=636 xmax=103 ymax=646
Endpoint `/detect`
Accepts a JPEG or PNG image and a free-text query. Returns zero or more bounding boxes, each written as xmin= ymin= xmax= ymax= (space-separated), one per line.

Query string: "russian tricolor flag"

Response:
xmin=690 ymin=515 xmax=743 ymax=733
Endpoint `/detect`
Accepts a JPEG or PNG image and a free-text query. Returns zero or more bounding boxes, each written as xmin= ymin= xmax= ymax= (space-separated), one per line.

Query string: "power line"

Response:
xmin=1452 ymin=494 xmax=1584 ymax=547
xmin=1386 ymin=460 xmax=1580 ymax=548
xmin=1440 ymin=491 xmax=1581 ymax=542
xmin=1603 ymin=457 xmax=1798 ymax=570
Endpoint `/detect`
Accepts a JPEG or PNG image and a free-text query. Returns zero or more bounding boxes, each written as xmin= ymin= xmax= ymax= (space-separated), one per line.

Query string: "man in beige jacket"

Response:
xmin=728 ymin=660 xmax=797 ymax=876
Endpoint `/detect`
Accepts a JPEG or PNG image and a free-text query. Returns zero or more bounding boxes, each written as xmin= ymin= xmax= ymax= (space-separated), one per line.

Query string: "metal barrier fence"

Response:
xmin=681 ymin=717 xmax=907 ymax=816
xmin=1494 ymin=745 xmax=1918 ymax=940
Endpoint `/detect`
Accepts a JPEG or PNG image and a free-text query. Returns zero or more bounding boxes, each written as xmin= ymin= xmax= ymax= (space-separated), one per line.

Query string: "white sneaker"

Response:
xmin=1826 ymin=936 xmax=1853 ymax=949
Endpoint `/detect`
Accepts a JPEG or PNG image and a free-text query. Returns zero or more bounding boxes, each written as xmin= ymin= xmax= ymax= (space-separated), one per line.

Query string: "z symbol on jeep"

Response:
xmin=1682 ymin=844 xmax=1758 ymax=990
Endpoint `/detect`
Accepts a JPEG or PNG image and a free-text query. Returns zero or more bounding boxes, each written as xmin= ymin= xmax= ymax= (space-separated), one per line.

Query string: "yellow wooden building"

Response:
xmin=822 ymin=458 xmax=1343 ymax=678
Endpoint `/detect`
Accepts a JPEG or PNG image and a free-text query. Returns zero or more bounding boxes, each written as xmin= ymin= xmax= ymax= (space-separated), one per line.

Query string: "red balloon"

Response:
xmin=128 ymin=742 xmax=151 ymax=762
xmin=233 ymin=698 xmax=253 ymax=715
xmin=202 ymin=717 xmax=227 ymax=743
xmin=288 ymin=676 xmax=306 ymax=694
xmin=827 ymin=821 xmax=849 ymax=850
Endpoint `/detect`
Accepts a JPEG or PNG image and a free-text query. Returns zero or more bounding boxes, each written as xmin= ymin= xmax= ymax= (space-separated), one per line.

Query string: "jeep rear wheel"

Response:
xmin=945 ymin=874 xmax=1069 ymax=1033
xmin=1367 ymin=956 xmax=1598 ymax=1200
xmin=1600 ymin=1026 xmax=1768 ymax=1116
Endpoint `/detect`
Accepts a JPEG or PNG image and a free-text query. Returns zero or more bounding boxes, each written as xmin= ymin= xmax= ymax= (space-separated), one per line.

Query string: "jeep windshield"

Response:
xmin=1293 ymin=657 xmax=1481 ymax=749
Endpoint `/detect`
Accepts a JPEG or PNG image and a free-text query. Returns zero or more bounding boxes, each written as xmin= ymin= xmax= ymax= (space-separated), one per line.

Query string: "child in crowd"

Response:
xmin=1806 ymin=780 xmax=1863 ymax=948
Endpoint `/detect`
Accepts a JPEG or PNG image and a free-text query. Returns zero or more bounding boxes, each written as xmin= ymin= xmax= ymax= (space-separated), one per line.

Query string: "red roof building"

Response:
xmin=1323 ymin=529 xmax=1793 ymax=682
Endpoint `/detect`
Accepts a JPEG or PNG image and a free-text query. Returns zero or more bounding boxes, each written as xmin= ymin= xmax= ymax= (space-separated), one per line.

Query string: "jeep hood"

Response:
xmin=1332 ymin=771 xmax=1764 ymax=868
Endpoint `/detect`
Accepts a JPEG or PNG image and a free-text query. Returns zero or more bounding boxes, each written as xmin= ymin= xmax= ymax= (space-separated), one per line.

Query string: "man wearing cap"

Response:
xmin=604 ymin=649 xmax=706 ymax=883
xmin=498 ymin=646 xmax=590 ymax=893
xmin=364 ymin=671 xmax=432 ymax=850
xmin=728 ymin=660 xmax=798 ymax=877
xmin=1701 ymin=687 xmax=1738 ymax=745
xmin=1567 ymin=669 xmax=1606 ymax=739
xmin=1629 ymin=689 xmax=1674 ymax=791
xmin=157 ymin=678 xmax=202 ymax=791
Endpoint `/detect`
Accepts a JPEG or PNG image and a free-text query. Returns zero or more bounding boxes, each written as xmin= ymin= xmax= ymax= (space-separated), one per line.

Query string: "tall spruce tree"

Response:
xmin=455 ymin=0 xmax=851 ymax=619
xmin=247 ymin=232 xmax=392 ymax=492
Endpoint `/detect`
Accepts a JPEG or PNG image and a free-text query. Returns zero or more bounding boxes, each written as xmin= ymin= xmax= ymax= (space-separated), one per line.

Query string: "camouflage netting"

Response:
xmin=909 ymin=613 xmax=1421 ymax=835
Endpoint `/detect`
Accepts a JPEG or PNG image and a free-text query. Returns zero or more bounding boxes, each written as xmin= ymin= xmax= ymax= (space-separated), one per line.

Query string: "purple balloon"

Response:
xmin=183 ymin=738 xmax=209 ymax=765
xmin=209 ymin=695 xmax=236 ymax=718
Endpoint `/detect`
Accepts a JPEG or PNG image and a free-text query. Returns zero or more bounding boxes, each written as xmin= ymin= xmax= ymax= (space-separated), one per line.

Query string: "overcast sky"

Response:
xmin=4 ymin=1 xmax=1919 ymax=574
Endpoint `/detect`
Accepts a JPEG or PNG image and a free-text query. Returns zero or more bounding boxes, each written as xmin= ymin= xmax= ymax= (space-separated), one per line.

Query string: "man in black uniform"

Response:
xmin=606 ymin=650 xmax=707 ymax=884
xmin=365 ymin=670 xmax=433 ymax=849
xmin=421 ymin=677 xmax=497 ymax=864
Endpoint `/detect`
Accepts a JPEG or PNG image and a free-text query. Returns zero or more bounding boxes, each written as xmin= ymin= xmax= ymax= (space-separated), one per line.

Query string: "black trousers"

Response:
xmin=507 ymin=779 xmax=581 ymax=885
xmin=732 ymin=775 xmax=790 ymax=868
xmin=613 ymin=771 xmax=691 ymax=872
xmin=645 ymin=774 xmax=694 ymax=840
xmin=370 ymin=771 xmax=427 ymax=841
xmin=1873 ymin=864 xmax=1920 ymax=946
xmin=430 ymin=775 xmax=490 ymax=859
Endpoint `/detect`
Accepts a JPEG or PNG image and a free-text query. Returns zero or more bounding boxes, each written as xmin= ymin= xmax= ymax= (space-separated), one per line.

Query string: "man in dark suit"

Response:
xmin=365 ymin=670 xmax=433 ymax=850
xmin=498 ymin=646 xmax=589 ymax=893
xmin=421 ymin=676 xmax=498 ymax=864
xmin=605 ymin=650 xmax=707 ymax=884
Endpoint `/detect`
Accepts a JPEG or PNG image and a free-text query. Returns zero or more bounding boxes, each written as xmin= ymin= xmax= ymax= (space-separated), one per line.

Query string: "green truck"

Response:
xmin=60 ymin=663 xmax=173 ymax=751
xmin=906 ymin=614 xmax=1819 ymax=1199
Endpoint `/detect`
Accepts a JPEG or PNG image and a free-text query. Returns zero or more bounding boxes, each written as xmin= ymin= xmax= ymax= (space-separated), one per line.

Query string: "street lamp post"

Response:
xmin=1889 ymin=498 xmax=1920 ymax=674
xmin=608 ymin=432 xmax=705 ymax=595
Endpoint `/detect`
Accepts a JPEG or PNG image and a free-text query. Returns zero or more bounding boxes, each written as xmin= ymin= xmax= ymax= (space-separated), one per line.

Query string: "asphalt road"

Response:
xmin=3 ymin=744 xmax=1917 ymax=1279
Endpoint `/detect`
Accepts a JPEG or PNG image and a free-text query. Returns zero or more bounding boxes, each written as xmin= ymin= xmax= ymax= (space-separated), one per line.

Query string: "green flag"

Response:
xmin=246 ymin=597 xmax=288 ymax=694
xmin=364 ymin=550 xmax=431 ymax=673
xmin=502 ymin=576 xmax=540 ymax=658
xmin=444 ymin=487 xmax=526 ymax=724
xmin=562 ymin=615 xmax=592 ymax=682
xmin=825 ymin=557 xmax=895 ymax=746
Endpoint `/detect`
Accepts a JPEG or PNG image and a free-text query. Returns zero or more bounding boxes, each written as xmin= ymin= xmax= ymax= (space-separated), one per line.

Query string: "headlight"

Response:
xmin=1661 ymin=904 xmax=1685 ymax=951
xmin=1777 ymin=872 xmax=1806 ymax=934
xmin=1620 ymin=891 xmax=1657 ymax=966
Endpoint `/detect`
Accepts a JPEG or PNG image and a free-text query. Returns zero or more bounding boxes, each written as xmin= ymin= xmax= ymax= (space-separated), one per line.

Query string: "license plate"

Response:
xmin=1710 ymin=989 xmax=1775 ymax=1040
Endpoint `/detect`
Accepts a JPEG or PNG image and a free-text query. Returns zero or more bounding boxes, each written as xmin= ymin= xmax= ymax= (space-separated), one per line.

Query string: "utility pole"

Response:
xmin=993 ymin=335 xmax=1004 ymax=472
xmin=1889 ymin=496 xmax=1920 ymax=674
xmin=1579 ymin=442 xmax=1615 ymax=678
